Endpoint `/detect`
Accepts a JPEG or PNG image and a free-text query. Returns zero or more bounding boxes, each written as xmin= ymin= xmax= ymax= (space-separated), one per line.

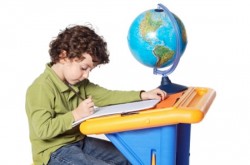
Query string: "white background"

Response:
xmin=0 ymin=0 xmax=249 ymax=164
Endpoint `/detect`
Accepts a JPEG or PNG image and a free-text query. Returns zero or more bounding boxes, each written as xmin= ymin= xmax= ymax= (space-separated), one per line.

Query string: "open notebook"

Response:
xmin=72 ymin=99 xmax=160 ymax=127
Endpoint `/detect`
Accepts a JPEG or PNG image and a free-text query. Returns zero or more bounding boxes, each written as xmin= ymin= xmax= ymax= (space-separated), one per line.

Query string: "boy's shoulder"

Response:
xmin=27 ymin=66 xmax=58 ymax=91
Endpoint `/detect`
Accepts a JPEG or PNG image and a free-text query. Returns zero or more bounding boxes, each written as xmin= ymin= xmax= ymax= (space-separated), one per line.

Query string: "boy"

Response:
xmin=25 ymin=24 xmax=167 ymax=165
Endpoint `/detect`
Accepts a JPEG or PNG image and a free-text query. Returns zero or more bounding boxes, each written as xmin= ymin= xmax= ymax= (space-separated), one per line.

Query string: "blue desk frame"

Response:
xmin=106 ymin=123 xmax=191 ymax=165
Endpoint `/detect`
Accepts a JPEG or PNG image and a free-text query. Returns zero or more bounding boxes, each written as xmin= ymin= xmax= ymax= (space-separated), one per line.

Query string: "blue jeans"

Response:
xmin=48 ymin=136 xmax=131 ymax=165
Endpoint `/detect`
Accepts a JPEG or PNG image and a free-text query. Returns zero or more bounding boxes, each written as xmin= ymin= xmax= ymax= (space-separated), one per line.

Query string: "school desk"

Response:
xmin=79 ymin=87 xmax=216 ymax=165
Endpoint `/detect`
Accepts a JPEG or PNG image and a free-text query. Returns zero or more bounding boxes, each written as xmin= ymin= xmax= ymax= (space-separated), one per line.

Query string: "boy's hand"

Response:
xmin=72 ymin=96 xmax=95 ymax=121
xmin=140 ymin=88 xmax=167 ymax=100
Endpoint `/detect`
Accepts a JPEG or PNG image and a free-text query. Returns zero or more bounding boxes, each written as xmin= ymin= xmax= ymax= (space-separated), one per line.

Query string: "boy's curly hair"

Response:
xmin=49 ymin=24 xmax=110 ymax=65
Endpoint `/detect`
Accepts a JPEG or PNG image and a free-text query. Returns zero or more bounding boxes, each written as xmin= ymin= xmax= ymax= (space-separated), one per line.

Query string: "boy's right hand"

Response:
xmin=72 ymin=96 xmax=95 ymax=121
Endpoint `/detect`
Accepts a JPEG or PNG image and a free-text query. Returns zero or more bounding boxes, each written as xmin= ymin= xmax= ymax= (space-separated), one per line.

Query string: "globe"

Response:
xmin=127 ymin=4 xmax=188 ymax=93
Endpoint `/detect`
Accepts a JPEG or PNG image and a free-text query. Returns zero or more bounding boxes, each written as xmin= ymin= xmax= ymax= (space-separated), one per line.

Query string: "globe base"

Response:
xmin=159 ymin=76 xmax=188 ymax=94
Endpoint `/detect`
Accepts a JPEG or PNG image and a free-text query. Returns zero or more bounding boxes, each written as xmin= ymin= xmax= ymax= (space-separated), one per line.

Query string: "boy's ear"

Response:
xmin=58 ymin=50 xmax=68 ymax=63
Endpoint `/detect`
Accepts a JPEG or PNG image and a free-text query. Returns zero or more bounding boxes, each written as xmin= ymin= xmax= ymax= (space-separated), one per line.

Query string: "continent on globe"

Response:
xmin=153 ymin=45 xmax=174 ymax=67
xmin=140 ymin=11 xmax=162 ymax=41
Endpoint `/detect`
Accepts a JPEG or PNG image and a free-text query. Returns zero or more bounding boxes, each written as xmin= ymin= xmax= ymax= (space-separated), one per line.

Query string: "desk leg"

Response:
xmin=176 ymin=124 xmax=191 ymax=165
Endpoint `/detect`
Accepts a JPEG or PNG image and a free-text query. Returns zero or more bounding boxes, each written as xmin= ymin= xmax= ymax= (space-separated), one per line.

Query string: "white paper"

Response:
xmin=72 ymin=99 xmax=160 ymax=127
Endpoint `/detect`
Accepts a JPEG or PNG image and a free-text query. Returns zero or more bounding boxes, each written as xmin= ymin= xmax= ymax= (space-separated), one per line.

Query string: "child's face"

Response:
xmin=62 ymin=53 xmax=95 ymax=85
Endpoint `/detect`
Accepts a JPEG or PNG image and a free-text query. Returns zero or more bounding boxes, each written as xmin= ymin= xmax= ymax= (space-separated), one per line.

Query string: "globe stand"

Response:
xmin=155 ymin=3 xmax=187 ymax=94
xmin=159 ymin=76 xmax=187 ymax=94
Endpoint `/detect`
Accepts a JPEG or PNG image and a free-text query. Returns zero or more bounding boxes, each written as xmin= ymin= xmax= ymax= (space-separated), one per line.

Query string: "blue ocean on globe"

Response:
xmin=127 ymin=8 xmax=187 ymax=68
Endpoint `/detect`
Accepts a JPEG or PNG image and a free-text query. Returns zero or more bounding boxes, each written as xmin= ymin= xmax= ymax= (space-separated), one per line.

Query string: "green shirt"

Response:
xmin=25 ymin=64 xmax=142 ymax=165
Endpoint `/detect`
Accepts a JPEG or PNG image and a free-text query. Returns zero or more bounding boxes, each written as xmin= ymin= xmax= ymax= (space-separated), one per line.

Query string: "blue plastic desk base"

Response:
xmin=106 ymin=124 xmax=191 ymax=165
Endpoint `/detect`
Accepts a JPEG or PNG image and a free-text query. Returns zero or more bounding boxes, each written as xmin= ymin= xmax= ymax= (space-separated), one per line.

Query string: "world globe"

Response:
xmin=127 ymin=4 xmax=188 ymax=93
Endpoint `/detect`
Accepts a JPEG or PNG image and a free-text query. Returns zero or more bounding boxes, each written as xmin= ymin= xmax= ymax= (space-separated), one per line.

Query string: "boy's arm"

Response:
xmin=82 ymin=80 xmax=142 ymax=107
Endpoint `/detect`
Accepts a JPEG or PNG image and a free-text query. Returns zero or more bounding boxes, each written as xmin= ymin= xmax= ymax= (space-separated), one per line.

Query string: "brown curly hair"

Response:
xmin=49 ymin=24 xmax=110 ymax=65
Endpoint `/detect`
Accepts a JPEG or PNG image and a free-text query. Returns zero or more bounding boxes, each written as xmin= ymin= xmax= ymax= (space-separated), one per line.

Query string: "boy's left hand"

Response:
xmin=141 ymin=88 xmax=167 ymax=101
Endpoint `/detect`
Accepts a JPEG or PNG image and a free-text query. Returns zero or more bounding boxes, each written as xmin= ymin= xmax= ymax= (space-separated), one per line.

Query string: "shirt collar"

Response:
xmin=45 ymin=63 xmax=69 ymax=93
